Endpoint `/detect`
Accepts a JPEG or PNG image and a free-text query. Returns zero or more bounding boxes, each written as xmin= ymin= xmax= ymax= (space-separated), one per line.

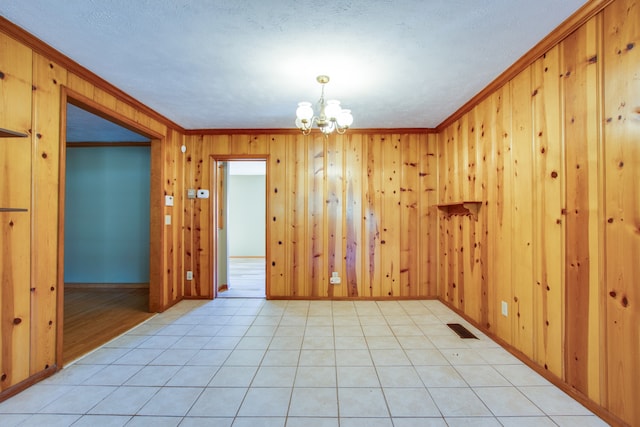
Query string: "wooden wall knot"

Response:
xmin=13 ymin=318 xmax=22 ymax=325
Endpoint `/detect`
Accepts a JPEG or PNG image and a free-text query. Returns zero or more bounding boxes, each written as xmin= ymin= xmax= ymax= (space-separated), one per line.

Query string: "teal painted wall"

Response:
xmin=64 ymin=146 xmax=150 ymax=283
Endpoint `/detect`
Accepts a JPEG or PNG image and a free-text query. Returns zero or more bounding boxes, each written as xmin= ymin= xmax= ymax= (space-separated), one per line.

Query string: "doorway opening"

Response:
xmin=214 ymin=159 xmax=267 ymax=299
xmin=59 ymin=92 xmax=163 ymax=364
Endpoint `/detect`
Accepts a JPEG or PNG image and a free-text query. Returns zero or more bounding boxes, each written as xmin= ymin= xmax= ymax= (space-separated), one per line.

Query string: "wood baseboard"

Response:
xmin=0 ymin=365 xmax=58 ymax=403
xmin=65 ymin=283 xmax=149 ymax=289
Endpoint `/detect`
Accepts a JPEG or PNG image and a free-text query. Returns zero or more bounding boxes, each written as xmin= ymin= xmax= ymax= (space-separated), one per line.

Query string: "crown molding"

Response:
xmin=184 ymin=128 xmax=437 ymax=136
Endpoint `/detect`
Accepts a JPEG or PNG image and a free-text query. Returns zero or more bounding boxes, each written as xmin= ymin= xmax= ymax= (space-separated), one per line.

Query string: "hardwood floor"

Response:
xmin=63 ymin=286 xmax=154 ymax=363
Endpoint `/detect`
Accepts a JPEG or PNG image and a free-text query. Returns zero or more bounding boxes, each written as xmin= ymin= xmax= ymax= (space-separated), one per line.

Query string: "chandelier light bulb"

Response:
xmin=337 ymin=109 xmax=353 ymax=128
xmin=324 ymin=100 xmax=341 ymax=121
xmin=296 ymin=102 xmax=313 ymax=122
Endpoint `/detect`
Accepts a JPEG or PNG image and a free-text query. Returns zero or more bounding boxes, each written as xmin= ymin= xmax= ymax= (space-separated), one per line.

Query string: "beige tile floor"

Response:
xmin=0 ymin=299 xmax=608 ymax=427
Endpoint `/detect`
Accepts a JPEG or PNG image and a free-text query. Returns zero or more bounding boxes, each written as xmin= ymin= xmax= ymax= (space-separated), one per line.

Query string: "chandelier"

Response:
xmin=295 ymin=75 xmax=353 ymax=135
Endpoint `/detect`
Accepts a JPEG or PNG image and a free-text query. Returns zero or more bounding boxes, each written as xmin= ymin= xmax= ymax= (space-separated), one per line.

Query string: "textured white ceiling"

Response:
xmin=1 ymin=0 xmax=587 ymax=130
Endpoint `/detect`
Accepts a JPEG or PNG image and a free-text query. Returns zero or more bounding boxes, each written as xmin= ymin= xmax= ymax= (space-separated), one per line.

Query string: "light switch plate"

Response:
xmin=165 ymin=195 xmax=174 ymax=206
xmin=187 ymin=189 xmax=196 ymax=199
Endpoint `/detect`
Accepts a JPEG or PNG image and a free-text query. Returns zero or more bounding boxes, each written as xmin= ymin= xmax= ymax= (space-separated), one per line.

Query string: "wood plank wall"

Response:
xmin=182 ymin=133 xmax=439 ymax=300
xmin=436 ymin=0 xmax=639 ymax=424
xmin=0 ymin=26 xmax=184 ymax=395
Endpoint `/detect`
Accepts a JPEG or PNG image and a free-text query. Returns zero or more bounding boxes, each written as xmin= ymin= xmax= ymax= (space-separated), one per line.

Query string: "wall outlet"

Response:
xmin=501 ymin=301 xmax=508 ymax=317
xmin=329 ymin=271 xmax=341 ymax=285
xmin=186 ymin=271 xmax=193 ymax=280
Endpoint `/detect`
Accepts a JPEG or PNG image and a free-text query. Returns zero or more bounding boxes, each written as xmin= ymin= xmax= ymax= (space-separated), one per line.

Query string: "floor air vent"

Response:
xmin=447 ymin=323 xmax=478 ymax=339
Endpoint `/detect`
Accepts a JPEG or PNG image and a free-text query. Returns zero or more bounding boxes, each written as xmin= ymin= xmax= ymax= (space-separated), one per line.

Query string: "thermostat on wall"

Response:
xmin=196 ymin=189 xmax=209 ymax=199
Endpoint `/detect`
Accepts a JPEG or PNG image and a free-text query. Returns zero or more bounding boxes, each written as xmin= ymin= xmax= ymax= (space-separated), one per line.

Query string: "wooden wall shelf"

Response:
xmin=436 ymin=201 xmax=482 ymax=220
xmin=0 ymin=128 xmax=29 ymax=138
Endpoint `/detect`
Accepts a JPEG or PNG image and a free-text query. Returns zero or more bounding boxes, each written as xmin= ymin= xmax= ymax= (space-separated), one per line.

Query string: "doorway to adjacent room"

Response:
xmin=213 ymin=159 xmax=267 ymax=299
xmin=59 ymin=92 xmax=163 ymax=364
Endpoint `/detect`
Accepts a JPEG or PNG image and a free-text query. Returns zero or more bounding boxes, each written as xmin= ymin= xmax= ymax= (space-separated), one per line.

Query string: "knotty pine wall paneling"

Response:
xmin=363 ymin=135 xmax=383 ymax=297
xmin=30 ymin=54 xmax=68 ymax=375
xmin=491 ymin=86 xmax=515 ymax=342
xmin=464 ymin=112 xmax=483 ymax=322
xmin=327 ymin=132 xmax=345 ymax=298
xmin=269 ymin=135 xmax=287 ymax=297
xmin=162 ymin=128 xmax=185 ymax=306
xmin=435 ymin=1 xmax=638 ymax=424
xmin=345 ymin=134 xmax=364 ymax=297
xmin=286 ymin=133 xmax=309 ymax=297
xmin=510 ymin=68 xmax=536 ymax=360
xmin=562 ymin=16 xmax=603 ymax=401
xmin=1 ymin=32 xmax=33 ymax=392
xmin=477 ymin=101 xmax=493 ymax=330
xmin=380 ymin=134 xmax=401 ymax=297
xmin=400 ymin=134 xmax=419 ymax=297
xmin=603 ymin=0 xmax=639 ymax=423
xmin=308 ymin=133 xmax=326 ymax=297
xmin=531 ymin=46 xmax=565 ymax=379
xmin=419 ymin=134 xmax=438 ymax=297
xmin=183 ymin=134 xmax=201 ymax=298
xmin=183 ymin=132 xmax=436 ymax=300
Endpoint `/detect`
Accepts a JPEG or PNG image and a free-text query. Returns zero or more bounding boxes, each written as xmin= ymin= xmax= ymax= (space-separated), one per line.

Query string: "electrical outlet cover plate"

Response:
xmin=197 ymin=189 xmax=209 ymax=199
